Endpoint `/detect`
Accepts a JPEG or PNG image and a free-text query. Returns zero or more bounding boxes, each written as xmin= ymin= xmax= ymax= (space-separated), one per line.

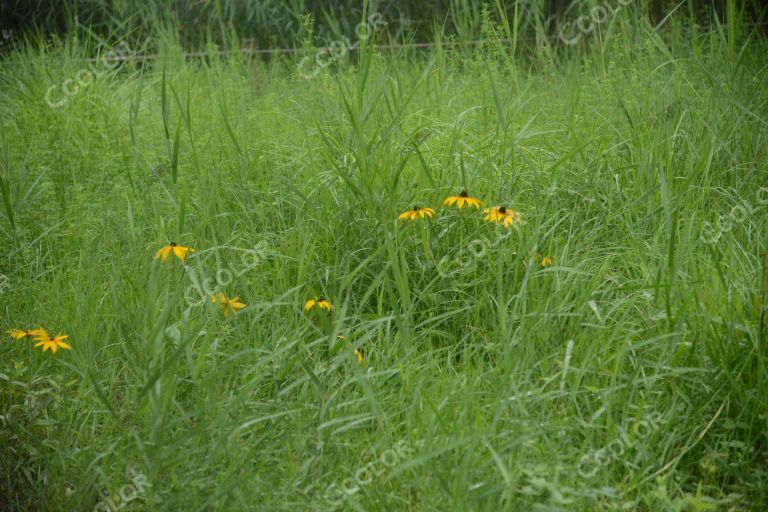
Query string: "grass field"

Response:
xmin=1 ymin=5 xmax=768 ymax=511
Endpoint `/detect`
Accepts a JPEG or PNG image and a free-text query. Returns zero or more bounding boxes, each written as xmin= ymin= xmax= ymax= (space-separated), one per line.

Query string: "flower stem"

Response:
xmin=420 ymin=223 xmax=434 ymax=265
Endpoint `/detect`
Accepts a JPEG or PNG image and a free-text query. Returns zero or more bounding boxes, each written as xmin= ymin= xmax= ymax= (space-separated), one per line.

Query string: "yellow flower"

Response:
xmin=337 ymin=335 xmax=363 ymax=364
xmin=533 ymin=253 xmax=554 ymax=267
xmin=304 ymin=298 xmax=332 ymax=312
xmin=483 ymin=206 xmax=522 ymax=228
xmin=211 ymin=292 xmax=246 ymax=318
xmin=155 ymin=242 xmax=194 ymax=263
xmin=398 ymin=206 xmax=436 ymax=221
xmin=33 ymin=333 xmax=71 ymax=353
xmin=444 ymin=190 xmax=481 ymax=209
xmin=7 ymin=328 xmax=48 ymax=340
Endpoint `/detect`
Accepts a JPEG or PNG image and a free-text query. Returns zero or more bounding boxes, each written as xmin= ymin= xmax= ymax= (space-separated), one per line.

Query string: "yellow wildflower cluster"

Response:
xmin=7 ymin=328 xmax=71 ymax=354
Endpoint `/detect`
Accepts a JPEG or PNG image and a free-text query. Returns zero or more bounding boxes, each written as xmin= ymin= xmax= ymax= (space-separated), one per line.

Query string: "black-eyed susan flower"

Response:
xmin=304 ymin=297 xmax=332 ymax=312
xmin=443 ymin=190 xmax=481 ymax=209
xmin=398 ymin=206 xmax=436 ymax=221
xmin=7 ymin=328 xmax=48 ymax=340
xmin=155 ymin=242 xmax=194 ymax=263
xmin=33 ymin=332 xmax=71 ymax=353
xmin=211 ymin=292 xmax=246 ymax=318
xmin=483 ymin=206 xmax=522 ymax=228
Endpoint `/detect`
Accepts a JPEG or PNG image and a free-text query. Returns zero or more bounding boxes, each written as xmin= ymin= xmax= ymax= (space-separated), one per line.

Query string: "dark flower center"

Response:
xmin=413 ymin=206 xmax=419 ymax=211
xmin=459 ymin=190 xmax=468 ymax=197
xmin=498 ymin=207 xmax=507 ymax=214
xmin=170 ymin=242 xmax=177 ymax=247
xmin=318 ymin=297 xmax=326 ymax=301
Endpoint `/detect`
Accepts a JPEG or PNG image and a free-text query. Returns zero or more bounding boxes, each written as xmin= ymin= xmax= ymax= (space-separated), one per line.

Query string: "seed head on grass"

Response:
xmin=155 ymin=242 xmax=194 ymax=263
xmin=483 ymin=206 xmax=522 ymax=228
xmin=7 ymin=328 xmax=48 ymax=340
xmin=304 ymin=297 xmax=332 ymax=312
xmin=398 ymin=206 xmax=436 ymax=221
xmin=211 ymin=292 xmax=246 ymax=318
xmin=33 ymin=333 xmax=71 ymax=353
xmin=443 ymin=190 xmax=481 ymax=209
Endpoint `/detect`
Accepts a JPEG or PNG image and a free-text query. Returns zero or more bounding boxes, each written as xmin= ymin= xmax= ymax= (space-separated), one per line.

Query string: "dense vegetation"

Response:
xmin=2 ymin=0 xmax=765 ymax=49
xmin=1 ymin=1 xmax=767 ymax=510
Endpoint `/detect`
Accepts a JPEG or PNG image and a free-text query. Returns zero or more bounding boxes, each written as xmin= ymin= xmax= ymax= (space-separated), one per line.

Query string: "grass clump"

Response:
xmin=1 ymin=7 xmax=767 ymax=511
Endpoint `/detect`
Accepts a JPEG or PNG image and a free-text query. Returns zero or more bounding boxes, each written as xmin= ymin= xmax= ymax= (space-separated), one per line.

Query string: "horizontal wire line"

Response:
xmin=83 ymin=38 xmax=532 ymax=62
xmin=82 ymin=21 xmax=768 ymax=63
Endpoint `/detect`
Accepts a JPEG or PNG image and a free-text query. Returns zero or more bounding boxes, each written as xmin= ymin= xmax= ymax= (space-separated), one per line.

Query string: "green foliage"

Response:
xmin=1 ymin=1 xmax=763 ymax=53
xmin=1 ymin=4 xmax=767 ymax=511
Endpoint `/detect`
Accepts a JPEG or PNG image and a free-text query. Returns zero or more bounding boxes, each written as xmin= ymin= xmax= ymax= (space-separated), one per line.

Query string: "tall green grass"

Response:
xmin=1 ymin=5 xmax=767 ymax=511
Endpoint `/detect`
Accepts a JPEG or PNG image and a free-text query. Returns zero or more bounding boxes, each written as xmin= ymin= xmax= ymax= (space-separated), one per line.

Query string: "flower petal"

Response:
xmin=156 ymin=246 xmax=171 ymax=262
